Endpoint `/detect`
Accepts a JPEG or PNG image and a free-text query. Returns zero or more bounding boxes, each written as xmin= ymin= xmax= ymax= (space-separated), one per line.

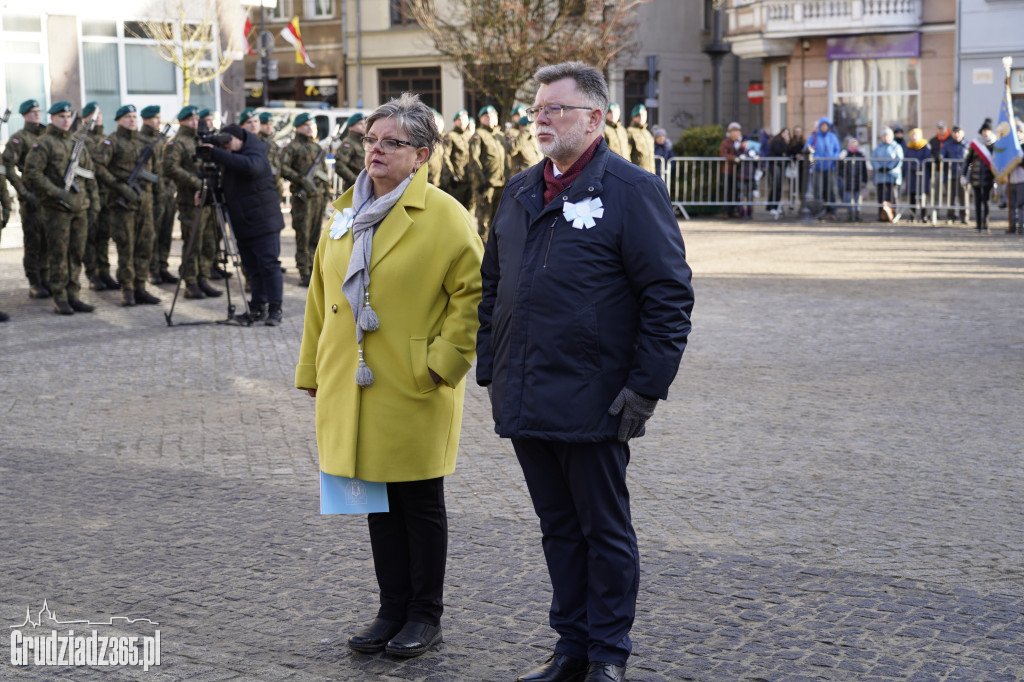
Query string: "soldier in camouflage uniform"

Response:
xmin=444 ymin=110 xmax=475 ymax=218
xmin=79 ymin=102 xmax=117 ymax=291
xmin=2 ymin=99 xmax=50 ymax=298
xmin=163 ymin=105 xmax=221 ymax=300
xmin=470 ymin=105 xmax=507 ymax=242
xmin=507 ymin=115 xmax=543 ymax=176
xmin=334 ymin=112 xmax=366 ymax=191
xmin=279 ymin=112 xmax=329 ymax=286
xmin=427 ymin=109 xmax=453 ymax=188
xmin=626 ymin=103 xmax=656 ymax=174
xmin=0 ymin=152 xmax=9 ymax=320
xmin=23 ymin=102 xmax=101 ymax=315
xmin=139 ymin=105 xmax=178 ymax=286
xmin=602 ymin=102 xmax=630 ymax=160
xmin=93 ymin=104 xmax=161 ymax=306
xmin=258 ymin=112 xmax=284 ymax=201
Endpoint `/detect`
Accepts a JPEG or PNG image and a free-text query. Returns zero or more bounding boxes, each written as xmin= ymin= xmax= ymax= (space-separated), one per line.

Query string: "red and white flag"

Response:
xmin=243 ymin=16 xmax=255 ymax=56
xmin=280 ymin=17 xmax=314 ymax=68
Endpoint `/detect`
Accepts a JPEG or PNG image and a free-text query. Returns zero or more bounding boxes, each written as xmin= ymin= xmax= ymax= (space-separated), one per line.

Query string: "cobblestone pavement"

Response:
xmin=1 ymin=218 xmax=1023 ymax=681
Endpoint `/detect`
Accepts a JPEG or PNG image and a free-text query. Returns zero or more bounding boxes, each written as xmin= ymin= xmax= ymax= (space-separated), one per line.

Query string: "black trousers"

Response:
xmin=511 ymin=438 xmax=639 ymax=667
xmin=236 ymin=232 xmax=283 ymax=305
xmin=367 ymin=477 xmax=447 ymax=626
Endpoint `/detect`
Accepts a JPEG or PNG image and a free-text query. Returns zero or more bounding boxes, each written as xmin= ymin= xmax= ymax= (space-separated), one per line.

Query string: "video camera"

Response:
xmin=195 ymin=119 xmax=234 ymax=162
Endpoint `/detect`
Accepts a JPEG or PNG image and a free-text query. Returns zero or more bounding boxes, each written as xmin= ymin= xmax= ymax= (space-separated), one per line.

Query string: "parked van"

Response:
xmin=256 ymin=104 xmax=373 ymax=147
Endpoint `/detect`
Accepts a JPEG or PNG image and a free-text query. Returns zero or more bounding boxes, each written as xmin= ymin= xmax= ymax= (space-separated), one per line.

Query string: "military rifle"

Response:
xmin=59 ymin=116 xmax=96 ymax=210
xmin=293 ymin=144 xmax=328 ymax=201
xmin=116 ymin=122 xmax=172 ymax=209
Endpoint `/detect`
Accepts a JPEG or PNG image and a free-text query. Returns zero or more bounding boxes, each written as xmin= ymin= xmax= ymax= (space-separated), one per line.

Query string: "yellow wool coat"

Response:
xmin=295 ymin=165 xmax=483 ymax=482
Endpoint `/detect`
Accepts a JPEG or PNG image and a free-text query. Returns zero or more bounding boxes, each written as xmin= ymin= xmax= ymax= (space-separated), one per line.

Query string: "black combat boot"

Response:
xmin=265 ymin=303 xmax=283 ymax=326
xmin=235 ymin=302 xmax=267 ymax=325
xmin=100 ymin=272 xmax=119 ymax=290
xmin=159 ymin=269 xmax=179 ymax=284
xmin=68 ymin=299 xmax=95 ymax=313
xmin=184 ymin=282 xmax=205 ymax=299
xmin=197 ymin=278 xmax=222 ymax=297
xmin=121 ymin=287 xmax=136 ymax=307
xmin=54 ymin=299 xmax=74 ymax=315
xmin=134 ymin=287 xmax=161 ymax=305
xmin=88 ymin=274 xmax=107 ymax=291
xmin=149 ymin=270 xmax=163 ymax=285
xmin=29 ymin=282 xmax=51 ymax=299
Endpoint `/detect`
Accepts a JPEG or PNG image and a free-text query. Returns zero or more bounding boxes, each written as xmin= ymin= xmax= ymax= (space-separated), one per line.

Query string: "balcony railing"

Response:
xmin=758 ymin=0 xmax=920 ymax=34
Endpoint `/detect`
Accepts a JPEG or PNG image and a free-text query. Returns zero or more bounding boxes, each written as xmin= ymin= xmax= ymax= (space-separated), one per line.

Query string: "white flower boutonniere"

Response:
xmin=329 ymin=208 xmax=354 ymax=239
xmin=562 ymin=197 xmax=604 ymax=229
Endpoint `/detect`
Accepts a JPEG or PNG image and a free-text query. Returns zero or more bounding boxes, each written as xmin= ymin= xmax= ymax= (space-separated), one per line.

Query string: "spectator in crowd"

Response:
xmin=719 ymin=122 xmax=743 ymax=218
xmin=805 ymin=116 xmax=841 ymax=220
xmin=652 ymin=126 xmax=673 ymax=175
xmin=837 ymin=136 xmax=868 ymax=222
xmin=929 ymin=122 xmax=950 ymax=164
xmin=871 ymin=126 xmax=904 ymax=222
xmin=893 ymin=125 xmax=907 ymax=154
xmin=788 ymin=125 xmax=808 ymax=202
xmin=963 ymin=118 xmax=996 ymax=232
xmin=767 ymin=127 xmax=792 ymax=217
xmin=940 ymin=125 xmax=968 ymax=224
xmin=902 ymin=128 xmax=932 ymax=223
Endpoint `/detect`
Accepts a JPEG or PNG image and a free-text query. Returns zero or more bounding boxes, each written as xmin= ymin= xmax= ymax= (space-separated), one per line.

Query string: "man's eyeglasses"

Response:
xmin=524 ymin=104 xmax=594 ymax=122
xmin=361 ymin=136 xmax=415 ymax=153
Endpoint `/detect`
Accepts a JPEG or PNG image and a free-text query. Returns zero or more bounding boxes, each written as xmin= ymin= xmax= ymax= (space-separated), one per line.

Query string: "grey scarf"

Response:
xmin=341 ymin=169 xmax=414 ymax=386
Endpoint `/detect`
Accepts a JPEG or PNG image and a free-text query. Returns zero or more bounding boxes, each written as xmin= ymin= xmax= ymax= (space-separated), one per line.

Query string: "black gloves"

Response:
xmin=608 ymin=387 xmax=658 ymax=442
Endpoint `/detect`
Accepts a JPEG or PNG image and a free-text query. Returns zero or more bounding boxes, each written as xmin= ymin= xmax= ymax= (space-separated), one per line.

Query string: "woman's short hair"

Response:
xmin=366 ymin=92 xmax=442 ymax=157
xmin=532 ymin=62 xmax=610 ymax=115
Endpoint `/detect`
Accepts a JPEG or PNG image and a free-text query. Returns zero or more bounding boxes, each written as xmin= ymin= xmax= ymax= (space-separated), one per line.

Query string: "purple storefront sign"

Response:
xmin=826 ymin=33 xmax=920 ymax=61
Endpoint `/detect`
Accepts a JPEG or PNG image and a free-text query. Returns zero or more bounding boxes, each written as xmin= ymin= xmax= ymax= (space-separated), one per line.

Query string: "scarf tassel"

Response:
xmin=356 ymin=348 xmax=374 ymax=387
xmin=359 ymin=292 xmax=380 ymax=332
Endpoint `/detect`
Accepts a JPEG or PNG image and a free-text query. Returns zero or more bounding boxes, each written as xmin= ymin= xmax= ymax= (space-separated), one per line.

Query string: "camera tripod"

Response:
xmin=164 ymin=170 xmax=252 ymax=327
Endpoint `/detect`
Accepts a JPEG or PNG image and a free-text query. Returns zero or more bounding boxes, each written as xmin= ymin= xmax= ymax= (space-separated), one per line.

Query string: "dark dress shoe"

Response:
xmin=159 ymin=269 xmax=180 ymax=284
xmin=184 ymin=283 xmax=206 ymax=299
xmin=134 ymin=288 xmax=161 ymax=305
xmin=54 ymin=300 xmax=74 ymax=315
xmin=68 ymin=299 xmax=95 ymax=313
xmin=384 ymin=621 xmax=442 ymax=658
xmin=517 ymin=654 xmax=589 ymax=682
xmin=198 ymin=279 xmax=222 ymax=297
xmin=100 ymin=273 xmax=119 ymax=290
xmin=347 ymin=617 xmax=404 ymax=654
xmin=583 ymin=662 xmax=626 ymax=682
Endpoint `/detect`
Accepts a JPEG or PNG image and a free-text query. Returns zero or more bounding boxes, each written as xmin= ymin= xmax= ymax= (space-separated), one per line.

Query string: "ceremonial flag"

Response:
xmin=992 ymin=57 xmax=1023 ymax=182
xmin=243 ymin=16 xmax=254 ymax=56
xmin=280 ymin=17 xmax=315 ymax=68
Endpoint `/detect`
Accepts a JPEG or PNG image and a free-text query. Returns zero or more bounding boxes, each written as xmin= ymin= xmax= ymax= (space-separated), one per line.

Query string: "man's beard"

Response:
xmin=536 ymin=114 xmax=588 ymax=164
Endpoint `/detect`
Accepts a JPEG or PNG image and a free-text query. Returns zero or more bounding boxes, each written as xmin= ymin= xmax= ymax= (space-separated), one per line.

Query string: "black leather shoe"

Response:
xmin=159 ymin=269 xmax=180 ymax=284
xmin=53 ymin=300 xmax=74 ymax=315
xmin=100 ymin=273 xmax=119 ymax=290
xmin=517 ymin=654 xmax=589 ymax=682
xmin=384 ymin=621 xmax=442 ymax=658
xmin=347 ymin=617 xmax=404 ymax=654
xmin=198 ymin=278 xmax=222 ymax=297
xmin=68 ymin=299 xmax=95 ymax=313
xmin=583 ymin=662 xmax=625 ymax=682
xmin=135 ymin=287 xmax=161 ymax=305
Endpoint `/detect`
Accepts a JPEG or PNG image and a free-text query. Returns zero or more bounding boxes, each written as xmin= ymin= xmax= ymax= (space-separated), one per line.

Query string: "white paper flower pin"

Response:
xmin=329 ymin=207 xmax=354 ymax=239
xmin=562 ymin=197 xmax=604 ymax=229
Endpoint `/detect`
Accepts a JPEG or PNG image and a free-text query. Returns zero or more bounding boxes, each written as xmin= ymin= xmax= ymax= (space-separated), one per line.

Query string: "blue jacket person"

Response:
xmin=476 ymin=62 xmax=694 ymax=682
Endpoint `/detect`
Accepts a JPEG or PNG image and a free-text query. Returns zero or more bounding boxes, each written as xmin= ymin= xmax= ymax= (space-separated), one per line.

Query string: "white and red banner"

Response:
xmin=280 ymin=17 xmax=314 ymax=68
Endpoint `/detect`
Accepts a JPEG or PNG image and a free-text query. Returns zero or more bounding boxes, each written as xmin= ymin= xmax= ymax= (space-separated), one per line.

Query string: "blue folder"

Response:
xmin=320 ymin=471 xmax=390 ymax=514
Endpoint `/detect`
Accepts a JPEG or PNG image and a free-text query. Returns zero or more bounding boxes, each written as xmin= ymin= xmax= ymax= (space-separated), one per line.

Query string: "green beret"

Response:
xmin=176 ymin=106 xmax=199 ymax=121
xmin=293 ymin=112 xmax=312 ymax=127
xmin=82 ymin=102 xmax=99 ymax=118
xmin=345 ymin=112 xmax=364 ymax=127
xmin=478 ymin=105 xmax=497 ymax=118
xmin=453 ymin=109 xmax=467 ymax=121
xmin=115 ymin=104 xmax=137 ymax=120
xmin=48 ymin=101 xmax=72 ymax=116
xmin=140 ymin=105 xmax=160 ymax=119
xmin=197 ymin=109 xmax=212 ymax=119
xmin=239 ymin=107 xmax=257 ymax=124
xmin=608 ymin=102 xmax=620 ymax=111
xmin=258 ymin=112 xmax=273 ymax=123
xmin=19 ymin=99 xmax=41 ymax=115
xmin=518 ymin=116 xmax=531 ymax=127
xmin=510 ymin=105 xmax=525 ymax=117
xmin=631 ymin=104 xmax=646 ymax=118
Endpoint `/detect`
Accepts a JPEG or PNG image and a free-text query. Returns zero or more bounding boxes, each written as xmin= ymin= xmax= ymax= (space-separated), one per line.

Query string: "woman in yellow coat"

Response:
xmin=295 ymin=93 xmax=483 ymax=658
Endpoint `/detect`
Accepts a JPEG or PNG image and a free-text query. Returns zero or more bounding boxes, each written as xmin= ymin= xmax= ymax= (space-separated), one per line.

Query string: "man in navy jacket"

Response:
xmin=203 ymin=125 xmax=285 ymax=325
xmin=477 ymin=62 xmax=694 ymax=682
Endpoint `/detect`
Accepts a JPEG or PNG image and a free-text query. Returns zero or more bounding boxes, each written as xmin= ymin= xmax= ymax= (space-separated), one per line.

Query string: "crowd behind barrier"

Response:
xmin=659 ymin=155 xmax=991 ymax=224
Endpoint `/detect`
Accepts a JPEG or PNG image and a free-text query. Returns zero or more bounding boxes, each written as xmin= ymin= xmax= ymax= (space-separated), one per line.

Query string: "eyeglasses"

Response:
xmin=523 ymin=104 xmax=594 ymax=122
xmin=361 ymin=136 xmax=415 ymax=153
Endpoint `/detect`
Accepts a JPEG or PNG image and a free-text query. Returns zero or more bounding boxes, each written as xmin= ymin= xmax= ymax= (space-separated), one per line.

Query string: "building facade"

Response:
xmin=725 ymin=0 xmax=956 ymax=149
xmin=958 ymin=0 xmax=1024 ymax=135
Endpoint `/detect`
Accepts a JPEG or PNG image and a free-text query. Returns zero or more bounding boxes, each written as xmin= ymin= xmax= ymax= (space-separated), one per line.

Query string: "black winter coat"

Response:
xmin=209 ymin=131 xmax=285 ymax=241
xmin=477 ymin=141 xmax=694 ymax=441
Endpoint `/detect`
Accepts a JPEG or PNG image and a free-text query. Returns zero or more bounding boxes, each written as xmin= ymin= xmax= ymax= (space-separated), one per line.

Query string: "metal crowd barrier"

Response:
xmin=660 ymin=156 xmax=978 ymax=224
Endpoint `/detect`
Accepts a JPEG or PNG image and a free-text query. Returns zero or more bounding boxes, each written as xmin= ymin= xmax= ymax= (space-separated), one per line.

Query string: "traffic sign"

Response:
xmin=257 ymin=30 xmax=275 ymax=59
xmin=746 ymin=83 xmax=764 ymax=105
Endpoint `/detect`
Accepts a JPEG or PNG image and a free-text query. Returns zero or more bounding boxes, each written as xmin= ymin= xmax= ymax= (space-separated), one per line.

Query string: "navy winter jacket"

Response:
xmin=476 ymin=141 xmax=694 ymax=441
xmin=209 ymin=131 xmax=285 ymax=242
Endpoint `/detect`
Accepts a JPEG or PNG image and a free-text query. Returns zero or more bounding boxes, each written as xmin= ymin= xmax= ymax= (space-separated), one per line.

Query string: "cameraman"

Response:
xmin=199 ymin=125 xmax=285 ymax=325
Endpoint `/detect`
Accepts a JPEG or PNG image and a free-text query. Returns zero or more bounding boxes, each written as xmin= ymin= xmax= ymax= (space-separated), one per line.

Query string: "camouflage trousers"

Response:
xmin=43 ymin=205 xmax=87 ymax=303
xmin=177 ymin=202 xmax=217 ymax=285
xmin=291 ymin=195 xmax=325 ymax=276
xmin=84 ymin=202 xmax=112 ymax=277
xmin=150 ymin=190 xmax=176 ymax=274
xmin=448 ymin=181 xmax=476 ymax=219
xmin=20 ymin=199 xmax=49 ymax=285
xmin=475 ymin=185 xmax=503 ymax=243
xmin=110 ymin=192 xmax=155 ymax=290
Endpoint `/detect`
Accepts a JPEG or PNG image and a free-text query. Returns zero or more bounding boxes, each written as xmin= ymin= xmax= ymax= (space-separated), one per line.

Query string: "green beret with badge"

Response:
xmin=115 ymin=104 xmax=137 ymax=120
xmin=631 ymin=104 xmax=646 ymax=118
xmin=48 ymin=101 xmax=72 ymax=115
xmin=239 ymin=107 xmax=258 ymax=124
xmin=259 ymin=112 xmax=273 ymax=123
xmin=140 ymin=105 xmax=160 ymax=119
xmin=19 ymin=99 xmax=41 ymax=115
xmin=177 ymin=105 xmax=199 ymax=121
xmin=293 ymin=112 xmax=312 ymax=127
xmin=82 ymin=102 xmax=99 ymax=117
